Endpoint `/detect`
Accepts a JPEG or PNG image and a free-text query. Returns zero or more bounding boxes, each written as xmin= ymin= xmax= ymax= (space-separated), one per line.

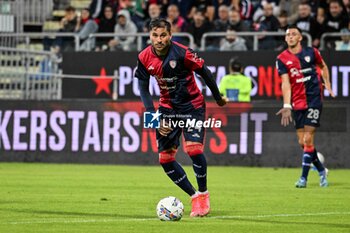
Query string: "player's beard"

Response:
xmin=153 ymin=41 xmax=170 ymax=56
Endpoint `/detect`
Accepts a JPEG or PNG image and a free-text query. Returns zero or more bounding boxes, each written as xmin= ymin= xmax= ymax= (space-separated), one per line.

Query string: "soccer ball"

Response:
xmin=311 ymin=152 xmax=325 ymax=169
xmin=156 ymin=196 xmax=184 ymax=221
xmin=317 ymin=152 xmax=325 ymax=164
xmin=312 ymin=152 xmax=328 ymax=173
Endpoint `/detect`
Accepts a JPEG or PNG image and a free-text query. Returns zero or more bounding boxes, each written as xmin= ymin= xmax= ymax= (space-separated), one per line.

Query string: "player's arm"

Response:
xmin=218 ymin=76 xmax=227 ymax=97
xmin=195 ymin=65 xmax=227 ymax=106
xmin=314 ymin=48 xmax=335 ymax=97
xmin=241 ymin=77 xmax=252 ymax=95
xmin=135 ymin=58 xmax=172 ymax=136
xmin=135 ymin=59 xmax=155 ymax=112
xmin=275 ymin=58 xmax=292 ymax=126
xmin=138 ymin=78 xmax=155 ymax=112
xmin=276 ymin=74 xmax=293 ymax=126
xmin=241 ymin=77 xmax=252 ymax=102
xmin=139 ymin=78 xmax=172 ymax=135
xmin=183 ymin=48 xmax=227 ymax=106
xmin=318 ymin=59 xmax=335 ymax=98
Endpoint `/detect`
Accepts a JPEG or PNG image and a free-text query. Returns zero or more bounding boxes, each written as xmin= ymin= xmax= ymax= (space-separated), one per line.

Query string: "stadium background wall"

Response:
xmin=0 ymin=100 xmax=349 ymax=168
xmin=62 ymin=51 xmax=350 ymax=99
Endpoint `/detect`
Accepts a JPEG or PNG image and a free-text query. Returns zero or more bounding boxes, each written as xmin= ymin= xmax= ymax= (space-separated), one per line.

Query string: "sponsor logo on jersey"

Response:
xmin=286 ymin=61 xmax=293 ymax=65
xmin=300 ymin=68 xmax=312 ymax=73
xmin=296 ymin=76 xmax=311 ymax=83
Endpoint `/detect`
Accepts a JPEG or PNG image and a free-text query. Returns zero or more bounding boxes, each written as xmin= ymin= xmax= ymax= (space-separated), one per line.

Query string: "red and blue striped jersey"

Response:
xmin=276 ymin=47 xmax=324 ymax=110
xmin=135 ymin=41 xmax=205 ymax=112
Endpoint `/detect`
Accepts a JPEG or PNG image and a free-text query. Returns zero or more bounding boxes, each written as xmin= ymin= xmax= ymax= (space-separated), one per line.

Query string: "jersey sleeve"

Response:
xmin=134 ymin=58 xmax=150 ymax=80
xmin=276 ymin=58 xmax=288 ymax=76
xmin=219 ymin=76 xmax=227 ymax=96
xmin=184 ymin=48 xmax=205 ymax=71
xmin=243 ymin=76 xmax=252 ymax=94
xmin=313 ymin=47 xmax=323 ymax=65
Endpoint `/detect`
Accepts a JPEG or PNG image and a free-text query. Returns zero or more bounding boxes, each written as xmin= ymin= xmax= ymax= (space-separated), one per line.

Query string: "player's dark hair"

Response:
xmin=149 ymin=18 xmax=171 ymax=33
xmin=287 ymin=25 xmax=302 ymax=34
xmin=229 ymin=57 xmax=242 ymax=72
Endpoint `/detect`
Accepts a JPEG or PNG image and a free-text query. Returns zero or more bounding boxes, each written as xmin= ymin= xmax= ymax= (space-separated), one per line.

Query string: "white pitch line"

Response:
xmin=2 ymin=211 xmax=350 ymax=225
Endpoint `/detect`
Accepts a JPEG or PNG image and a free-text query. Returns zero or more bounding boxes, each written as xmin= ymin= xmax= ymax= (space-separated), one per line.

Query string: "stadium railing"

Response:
xmin=0 ymin=32 xmax=195 ymax=52
xmin=0 ymin=47 xmax=60 ymax=100
xmin=0 ymin=0 xmax=53 ymax=30
xmin=23 ymin=0 xmax=54 ymax=25
xmin=320 ymin=32 xmax=350 ymax=50
xmin=200 ymin=31 xmax=312 ymax=51
xmin=7 ymin=31 xmax=350 ymax=53
xmin=0 ymin=0 xmax=23 ymax=33
xmin=0 ymin=47 xmax=119 ymax=100
xmin=0 ymin=32 xmax=80 ymax=50
xmin=87 ymin=32 xmax=195 ymax=51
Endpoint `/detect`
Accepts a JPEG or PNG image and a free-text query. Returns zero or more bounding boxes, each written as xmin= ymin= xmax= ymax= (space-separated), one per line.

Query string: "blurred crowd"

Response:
xmin=47 ymin=0 xmax=350 ymax=52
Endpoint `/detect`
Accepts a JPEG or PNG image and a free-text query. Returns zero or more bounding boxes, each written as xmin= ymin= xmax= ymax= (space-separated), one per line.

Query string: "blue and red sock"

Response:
xmin=161 ymin=161 xmax=196 ymax=196
xmin=190 ymin=153 xmax=207 ymax=192
xmin=301 ymin=145 xmax=314 ymax=180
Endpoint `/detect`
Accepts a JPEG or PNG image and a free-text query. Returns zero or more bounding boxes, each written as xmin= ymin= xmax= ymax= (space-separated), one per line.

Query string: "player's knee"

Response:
xmin=159 ymin=148 xmax=177 ymax=164
xmin=184 ymin=143 xmax=203 ymax=157
xmin=303 ymin=133 xmax=313 ymax=146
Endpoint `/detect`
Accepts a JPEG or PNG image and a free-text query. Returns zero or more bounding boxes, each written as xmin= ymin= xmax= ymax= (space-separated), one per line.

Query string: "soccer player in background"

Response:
xmin=276 ymin=25 xmax=335 ymax=188
xmin=135 ymin=18 xmax=227 ymax=217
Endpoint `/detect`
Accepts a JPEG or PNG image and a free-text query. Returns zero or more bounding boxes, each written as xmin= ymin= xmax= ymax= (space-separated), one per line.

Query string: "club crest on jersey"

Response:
xmin=304 ymin=56 xmax=310 ymax=63
xmin=169 ymin=60 xmax=177 ymax=69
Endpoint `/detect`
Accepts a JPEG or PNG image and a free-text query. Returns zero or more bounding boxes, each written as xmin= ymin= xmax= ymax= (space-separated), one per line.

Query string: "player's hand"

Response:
xmin=324 ymin=82 xmax=335 ymax=98
xmin=276 ymin=108 xmax=292 ymax=127
xmin=216 ymin=97 xmax=228 ymax=107
xmin=158 ymin=119 xmax=173 ymax=136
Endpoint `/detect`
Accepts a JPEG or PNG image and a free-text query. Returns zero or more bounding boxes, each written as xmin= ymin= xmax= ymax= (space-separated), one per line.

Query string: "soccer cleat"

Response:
xmin=295 ymin=177 xmax=307 ymax=188
xmin=190 ymin=193 xmax=201 ymax=217
xmin=198 ymin=191 xmax=210 ymax=216
xmin=320 ymin=175 xmax=329 ymax=187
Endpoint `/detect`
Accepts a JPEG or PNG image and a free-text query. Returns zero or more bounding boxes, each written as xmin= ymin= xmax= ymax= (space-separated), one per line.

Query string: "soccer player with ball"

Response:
xmin=276 ymin=25 xmax=335 ymax=188
xmin=135 ymin=18 xmax=227 ymax=217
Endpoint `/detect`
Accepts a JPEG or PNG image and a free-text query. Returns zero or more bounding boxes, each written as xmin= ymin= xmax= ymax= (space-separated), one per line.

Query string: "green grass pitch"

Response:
xmin=0 ymin=163 xmax=349 ymax=233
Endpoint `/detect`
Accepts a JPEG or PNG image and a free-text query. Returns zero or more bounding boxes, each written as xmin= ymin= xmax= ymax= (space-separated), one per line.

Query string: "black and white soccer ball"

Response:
xmin=317 ymin=152 xmax=325 ymax=164
xmin=312 ymin=152 xmax=329 ymax=175
xmin=156 ymin=196 xmax=184 ymax=221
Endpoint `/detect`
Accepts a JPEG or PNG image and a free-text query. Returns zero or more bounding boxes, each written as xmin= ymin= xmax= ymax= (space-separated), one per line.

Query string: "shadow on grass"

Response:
xmin=0 ymin=208 xmax=152 ymax=219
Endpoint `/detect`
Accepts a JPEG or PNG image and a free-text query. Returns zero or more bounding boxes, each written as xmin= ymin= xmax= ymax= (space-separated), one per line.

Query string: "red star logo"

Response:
xmin=92 ymin=67 xmax=113 ymax=95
